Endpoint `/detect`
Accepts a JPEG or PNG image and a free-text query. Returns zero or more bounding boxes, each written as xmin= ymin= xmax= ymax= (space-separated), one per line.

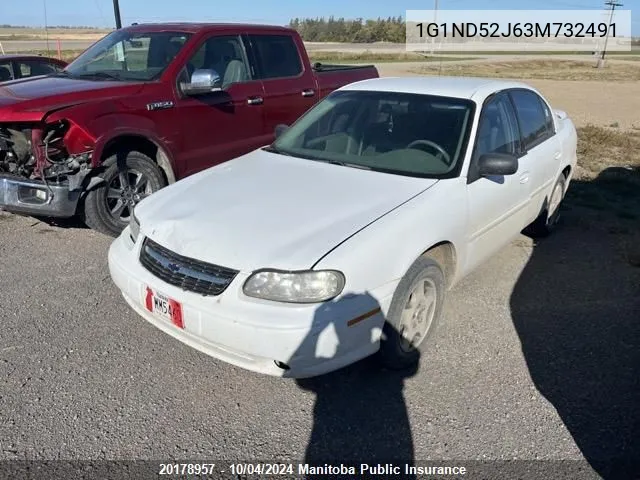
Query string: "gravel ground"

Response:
xmin=1 ymin=200 xmax=638 ymax=479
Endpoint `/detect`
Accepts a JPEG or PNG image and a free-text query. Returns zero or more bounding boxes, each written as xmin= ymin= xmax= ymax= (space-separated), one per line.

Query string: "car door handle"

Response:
xmin=301 ymin=89 xmax=315 ymax=97
xmin=520 ymin=174 xmax=530 ymax=184
xmin=247 ymin=96 xmax=263 ymax=105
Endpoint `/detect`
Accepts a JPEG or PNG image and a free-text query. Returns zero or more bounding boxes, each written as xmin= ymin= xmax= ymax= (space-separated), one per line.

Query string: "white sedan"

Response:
xmin=108 ymin=76 xmax=577 ymax=378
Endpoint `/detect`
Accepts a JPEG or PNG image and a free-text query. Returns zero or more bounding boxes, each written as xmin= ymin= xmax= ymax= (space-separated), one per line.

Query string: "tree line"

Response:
xmin=289 ymin=17 xmax=406 ymax=43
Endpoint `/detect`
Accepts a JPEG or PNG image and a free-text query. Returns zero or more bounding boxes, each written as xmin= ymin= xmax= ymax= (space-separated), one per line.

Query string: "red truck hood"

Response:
xmin=0 ymin=76 xmax=146 ymax=122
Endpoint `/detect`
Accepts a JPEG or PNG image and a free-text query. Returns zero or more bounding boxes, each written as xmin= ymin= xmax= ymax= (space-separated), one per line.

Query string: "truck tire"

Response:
xmin=378 ymin=255 xmax=446 ymax=370
xmin=524 ymin=174 xmax=566 ymax=238
xmin=83 ymin=151 xmax=166 ymax=237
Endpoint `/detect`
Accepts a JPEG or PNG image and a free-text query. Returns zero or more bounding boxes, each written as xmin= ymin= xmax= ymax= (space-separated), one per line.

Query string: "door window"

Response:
xmin=180 ymin=35 xmax=250 ymax=88
xmin=474 ymin=94 xmax=521 ymax=159
xmin=510 ymin=89 xmax=552 ymax=150
xmin=249 ymin=34 xmax=303 ymax=79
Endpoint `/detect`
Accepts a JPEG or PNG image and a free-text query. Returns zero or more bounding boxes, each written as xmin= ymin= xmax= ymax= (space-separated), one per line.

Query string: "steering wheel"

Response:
xmin=406 ymin=139 xmax=451 ymax=165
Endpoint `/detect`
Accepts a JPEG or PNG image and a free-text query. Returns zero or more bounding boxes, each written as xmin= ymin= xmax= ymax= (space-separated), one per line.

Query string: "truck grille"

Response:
xmin=139 ymin=238 xmax=238 ymax=296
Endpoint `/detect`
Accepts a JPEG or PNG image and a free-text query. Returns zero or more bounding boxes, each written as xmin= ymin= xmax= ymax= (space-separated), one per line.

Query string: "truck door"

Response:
xmin=246 ymin=33 xmax=318 ymax=139
xmin=175 ymin=34 xmax=269 ymax=177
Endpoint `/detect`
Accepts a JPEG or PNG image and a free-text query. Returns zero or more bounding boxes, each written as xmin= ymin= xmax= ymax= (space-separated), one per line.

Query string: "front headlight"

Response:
xmin=243 ymin=270 xmax=345 ymax=303
xmin=129 ymin=210 xmax=140 ymax=242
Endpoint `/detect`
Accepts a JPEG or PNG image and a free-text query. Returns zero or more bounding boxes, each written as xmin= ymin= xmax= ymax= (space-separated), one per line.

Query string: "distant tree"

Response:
xmin=289 ymin=16 xmax=405 ymax=43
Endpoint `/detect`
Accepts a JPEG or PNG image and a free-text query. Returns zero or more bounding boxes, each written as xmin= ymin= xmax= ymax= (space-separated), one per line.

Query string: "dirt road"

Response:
xmin=377 ymin=63 xmax=640 ymax=130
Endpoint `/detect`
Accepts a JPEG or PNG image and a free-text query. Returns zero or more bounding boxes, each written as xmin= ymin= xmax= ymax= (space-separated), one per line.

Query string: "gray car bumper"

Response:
xmin=0 ymin=175 xmax=80 ymax=218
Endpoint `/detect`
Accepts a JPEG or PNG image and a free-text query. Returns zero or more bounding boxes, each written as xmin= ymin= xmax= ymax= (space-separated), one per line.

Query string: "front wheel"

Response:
xmin=378 ymin=256 xmax=446 ymax=370
xmin=83 ymin=151 xmax=166 ymax=237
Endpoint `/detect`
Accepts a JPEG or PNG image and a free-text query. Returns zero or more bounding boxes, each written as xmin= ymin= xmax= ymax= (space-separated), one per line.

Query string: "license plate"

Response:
xmin=144 ymin=286 xmax=184 ymax=329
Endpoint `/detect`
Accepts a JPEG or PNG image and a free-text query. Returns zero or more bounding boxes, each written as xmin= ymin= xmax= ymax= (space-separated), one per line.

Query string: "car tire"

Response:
xmin=83 ymin=151 xmax=166 ymax=237
xmin=378 ymin=255 xmax=446 ymax=370
xmin=525 ymin=174 xmax=567 ymax=238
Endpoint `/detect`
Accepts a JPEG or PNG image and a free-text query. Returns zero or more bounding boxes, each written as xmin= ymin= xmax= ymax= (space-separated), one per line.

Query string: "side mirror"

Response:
xmin=181 ymin=69 xmax=222 ymax=96
xmin=274 ymin=124 xmax=289 ymax=139
xmin=478 ymin=153 xmax=518 ymax=176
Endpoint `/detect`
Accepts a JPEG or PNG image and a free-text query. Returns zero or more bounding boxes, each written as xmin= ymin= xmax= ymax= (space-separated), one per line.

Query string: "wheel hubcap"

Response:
xmin=106 ymin=170 xmax=151 ymax=222
xmin=399 ymin=278 xmax=437 ymax=353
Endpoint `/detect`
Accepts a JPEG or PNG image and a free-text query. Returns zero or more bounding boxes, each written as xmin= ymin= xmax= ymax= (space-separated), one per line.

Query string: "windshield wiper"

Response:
xmin=262 ymin=145 xmax=294 ymax=157
xmin=314 ymin=158 xmax=372 ymax=170
xmin=73 ymin=71 xmax=121 ymax=80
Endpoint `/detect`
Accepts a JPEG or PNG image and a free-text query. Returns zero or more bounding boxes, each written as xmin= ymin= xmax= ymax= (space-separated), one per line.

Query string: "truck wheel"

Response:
xmin=378 ymin=255 xmax=445 ymax=370
xmin=83 ymin=151 xmax=166 ymax=237
xmin=524 ymin=175 xmax=566 ymax=238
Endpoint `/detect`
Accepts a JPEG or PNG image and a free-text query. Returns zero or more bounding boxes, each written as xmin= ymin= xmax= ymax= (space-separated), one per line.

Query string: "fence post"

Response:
xmin=57 ymin=39 xmax=62 ymax=60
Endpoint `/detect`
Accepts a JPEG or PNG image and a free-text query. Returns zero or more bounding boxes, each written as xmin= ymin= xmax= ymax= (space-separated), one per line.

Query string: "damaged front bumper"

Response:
xmin=0 ymin=175 xmax=80 ymax=218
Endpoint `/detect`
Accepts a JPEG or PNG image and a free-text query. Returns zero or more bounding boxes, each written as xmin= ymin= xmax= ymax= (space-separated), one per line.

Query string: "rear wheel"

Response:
xmin=83 ymin=151 xmax=166 ymax=237
xmin=378 ymin=256 xmax=446 ymax=370
xmin=525 ymin=175 xmax=566 ymax=238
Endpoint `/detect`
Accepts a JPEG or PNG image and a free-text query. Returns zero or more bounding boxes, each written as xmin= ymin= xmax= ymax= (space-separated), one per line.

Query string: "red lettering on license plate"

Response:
xmin=144 ymin=286 xmax=184 ymax=329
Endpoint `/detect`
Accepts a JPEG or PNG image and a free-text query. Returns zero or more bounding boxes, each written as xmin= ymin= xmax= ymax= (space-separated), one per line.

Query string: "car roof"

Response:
xmin=125 ymin=22 xmax=294 ymax=34
xmin=340 ymin=76 xmax=535 ymax=103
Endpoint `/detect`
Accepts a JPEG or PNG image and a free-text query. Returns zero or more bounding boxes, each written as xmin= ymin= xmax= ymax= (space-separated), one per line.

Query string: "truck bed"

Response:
xmin=313 ymin=63 xmax=380 ymax=99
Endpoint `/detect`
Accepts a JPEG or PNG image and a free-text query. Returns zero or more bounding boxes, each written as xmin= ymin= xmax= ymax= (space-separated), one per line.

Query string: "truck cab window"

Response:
xmin=250 ymin=35 xmax=302 ymax=79
xmin=183 ymin=36 xmax=250 ymax=88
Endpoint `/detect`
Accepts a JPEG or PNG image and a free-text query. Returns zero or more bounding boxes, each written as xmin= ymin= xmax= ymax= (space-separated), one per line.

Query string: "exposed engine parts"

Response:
xmin=0 ymin=125 xmax=35 ymax=176
xmin=0 ymin=122 xmax=91 ymax=180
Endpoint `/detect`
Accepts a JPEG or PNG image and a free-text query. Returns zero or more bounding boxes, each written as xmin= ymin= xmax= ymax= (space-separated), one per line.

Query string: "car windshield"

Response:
xmin=65 ymin=30 xmax=192 ymax=81
xmin=271 ymin=90 xmax=475 ymax=178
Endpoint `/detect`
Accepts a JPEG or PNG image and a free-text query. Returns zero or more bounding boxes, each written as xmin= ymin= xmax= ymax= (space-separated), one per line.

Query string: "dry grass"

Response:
xmin=411 ymin=59 xmax=640 ymax=82
xmin=564 ymin=126 xmax=640 ymax=266
xmin=0 ymin=27 xmax=110 ymax=41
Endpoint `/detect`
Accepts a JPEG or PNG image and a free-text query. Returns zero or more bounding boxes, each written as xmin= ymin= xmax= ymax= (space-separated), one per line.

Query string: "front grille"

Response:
xmin=139 ymin=238 xmax=238 ymax=296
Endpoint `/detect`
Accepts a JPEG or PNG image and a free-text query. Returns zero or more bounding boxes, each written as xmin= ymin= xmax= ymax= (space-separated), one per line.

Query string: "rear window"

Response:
xmin=250 ymin=34 xmax=302 ymax=79
xmin=18 ymin=60 xmax=62 ymax=77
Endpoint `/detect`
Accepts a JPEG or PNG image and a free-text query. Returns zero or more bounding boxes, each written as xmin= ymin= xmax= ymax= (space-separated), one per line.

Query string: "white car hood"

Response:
xmin=136 ymin=149 xmax=437 ymax=271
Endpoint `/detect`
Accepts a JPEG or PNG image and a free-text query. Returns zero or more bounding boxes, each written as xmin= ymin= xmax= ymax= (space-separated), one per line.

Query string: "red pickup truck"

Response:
xmin=0 ymin=23 xmax=378 ymax=235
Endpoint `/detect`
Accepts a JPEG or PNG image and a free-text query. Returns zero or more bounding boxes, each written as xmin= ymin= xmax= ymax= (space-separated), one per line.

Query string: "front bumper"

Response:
xmin=108 ymin=231 xmax=392 ymax=378
xmin=0 ymin=175 xmax=80 ymax=218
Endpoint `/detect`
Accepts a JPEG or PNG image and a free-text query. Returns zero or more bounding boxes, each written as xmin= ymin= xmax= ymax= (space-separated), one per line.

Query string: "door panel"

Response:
xmin=175 ymin=34 xmax=268 ymax=177
xmin=247 ymin=34 xmax=318 ymax=138
xmin=509 ymin=91 xmax=562 ymax=222
xmin=464 ymin=93 xmax=531 ymax=275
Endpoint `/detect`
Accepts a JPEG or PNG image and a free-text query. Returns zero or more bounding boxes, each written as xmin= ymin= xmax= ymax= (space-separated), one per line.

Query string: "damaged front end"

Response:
xmin=0 ymin=119 xmax=94 ymax=217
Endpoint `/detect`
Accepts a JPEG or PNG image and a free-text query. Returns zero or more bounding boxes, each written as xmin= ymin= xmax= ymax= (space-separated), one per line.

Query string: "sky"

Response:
xmin=2 ymin=0 xmax=638 ymax=34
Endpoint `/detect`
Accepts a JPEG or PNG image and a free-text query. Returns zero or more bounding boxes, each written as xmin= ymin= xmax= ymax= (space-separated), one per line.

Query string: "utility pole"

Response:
xmin=430 ymin=0 xmax=439 ymax=55
xmin=598 ymin=0 xmax=623 ymax=67
xmin=43 ymin=0 xmax=50 ymax=56
xmin=113 ymin=0 xmax=122 ymax=29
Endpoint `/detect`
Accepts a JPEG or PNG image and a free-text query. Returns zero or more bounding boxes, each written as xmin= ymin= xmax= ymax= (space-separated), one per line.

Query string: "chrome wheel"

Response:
xmin=106 ymin=169 xmax=151 ymax=222
xmin=399 ymin=278 xmax=438 ymax=352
